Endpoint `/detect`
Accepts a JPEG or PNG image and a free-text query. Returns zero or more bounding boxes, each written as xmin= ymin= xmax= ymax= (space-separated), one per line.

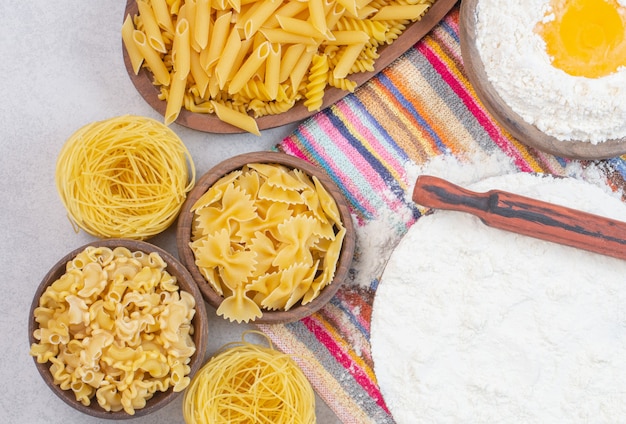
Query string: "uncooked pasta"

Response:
xmin=182 ymin=332 xmax=315 ymax=424
xmin=55 ymin=115 xmax=195 ymax=240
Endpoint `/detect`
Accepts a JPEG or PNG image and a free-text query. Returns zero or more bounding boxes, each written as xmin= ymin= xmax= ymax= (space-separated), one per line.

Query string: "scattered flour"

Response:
xmin=474 ymin=0 xmax=626 ymax=143
xmin=371 ymin=172 xmax=626 ymax=423
xmin=348 ymin=151 xmax=515 ymax=289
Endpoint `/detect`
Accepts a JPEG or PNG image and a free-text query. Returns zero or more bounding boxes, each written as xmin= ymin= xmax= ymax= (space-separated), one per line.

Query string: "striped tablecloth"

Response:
xmin=260 ymin=4 xmax=626 ymax=423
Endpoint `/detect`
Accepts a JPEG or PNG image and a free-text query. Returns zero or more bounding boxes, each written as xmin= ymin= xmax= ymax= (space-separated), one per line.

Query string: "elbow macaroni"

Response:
xmin=29 ymin=246 xmax=197 ymax=415
xmin=123 ymin=0 xmax=436 ymax=134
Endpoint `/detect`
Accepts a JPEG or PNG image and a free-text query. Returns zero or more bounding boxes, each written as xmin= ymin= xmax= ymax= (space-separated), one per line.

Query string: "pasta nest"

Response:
xmin=55 ymin=115 xmax=195 ymax=240
xmin=183 ymin=332 xmax=315 ymax=424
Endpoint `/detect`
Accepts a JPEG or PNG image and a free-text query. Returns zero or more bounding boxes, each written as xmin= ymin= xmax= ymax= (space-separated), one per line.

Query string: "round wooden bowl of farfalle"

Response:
xmin=177 ymin=151 xmax=355 ymax=324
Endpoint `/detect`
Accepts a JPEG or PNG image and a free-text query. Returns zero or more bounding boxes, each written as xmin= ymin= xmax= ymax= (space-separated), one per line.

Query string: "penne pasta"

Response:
xmin=228 ymin=41 xmax=271 ymax=94
xmin=214 ymin=27 xmax=243 ymax=88
xmin=190 ymin=49 xmax=210 ymax=97
xmin=132 ymin=30 xmax=171 ymax=85
xmin=165 ymin=73 xmax=187 ymax=125
xmin=194 ymin=0 xmax=211 ymax=50
xmin=289 ymin=49 xmax=315 ymax=89
xmin=278 ymin=43 xmax=306 ymax=83
xmin=263 ymin=1 xmax=309 ymax=28
xmin=276 ymin=15 xmax=328 ymax=39
xmin=335 ymin=0 xmax=357 ymax=18
xmin=122 ymin=15 xmax=144 ymax=74
xmin=211 ymin=101 xmax=261 ymax=135
xmin=371 ymin=4 xmax=430 ymax=21
xmin=259 ymin=28 xmax=317 ymax=45
xmin=151 ymin=0 xmax=176 ymax=33
xmin=173 ymin=19 xmax=191 ymax=78
xmin=326 ymin=30 xmax=369 ymax=45
xmin=308 ymin=0 xmax=327 ymax=35
xmin=332 ymin=42 xmax=365 ymax=78
xmin=123 ymin=0 xmax=436 ymax=133
xmin=136 ymin=0 xmax=167 ymax=53
xmin=201 ymin=11 xmax=232 ymax=72
xmin=241 ymin=0 xmax=283 ymax=39
xmin=264 ymin=43 xmax=281 ymax=100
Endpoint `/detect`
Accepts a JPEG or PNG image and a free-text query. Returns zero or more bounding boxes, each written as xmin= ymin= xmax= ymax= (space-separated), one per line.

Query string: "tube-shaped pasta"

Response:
xmin=133 ymin=30 xmax=171 ymax=86
xmin=150 ymin=0 xmax=175 ymax=33
xmin=308 ymin=0 xmax=327 ymax=35
xmin=136 ymin=0 xmax=167 ymax=53
xmin=279 ymin=43 xmax=306 ymax=83
xmin=335 ymin=0 xmax=357 ymax=18
xmin=263 ymin=0 xmax=309 ymax=28
xmin=264 ymin=42 xmax=281 ymax=100
xmin=211 ymin=101 xmax=260 ymax=135
xmin=214 ymin=27 xmax=242 ymax=88
xmin=333 ymin=43 xmax=365 ymax=78
xmin=190 ymin=49 xmax=210 ymax=97
xmin=259 ymin=27 xmax=317 ymax=45
xmin=201 ymin=11 xmax=231 ymax=72
xmin=241 ymin=0 xmax=283 ymax=39
xmin=326 ymin=30 xmax=370 ymax=45
xmin=290 ymin=49 xmax=315 ymax=90
xmin=173 ymin=18 xmax=191 ymax=78
xmin=122 ymin=15 xmax=144 ymax=74
xmin=228 ymin=41 xmax=270 ymax=94
xmin=276 ymin=15 xmax=328 ymax=39
xmin=165 ymin=73 xmax=187 ymax=125
xmin=371 ymin=4 xmax=430 ymax=21
xmin=194 ymin=0 xmax=211 ymax=50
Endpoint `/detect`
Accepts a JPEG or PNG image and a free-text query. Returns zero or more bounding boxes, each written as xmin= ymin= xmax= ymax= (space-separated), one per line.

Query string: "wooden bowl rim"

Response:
xmin=28 ymin=238 xmax=208 ymax=420
xmin=176 ymin=151 xmax=356 ymax=324
xmin=459 ymin=0 xmax=626 ymax=160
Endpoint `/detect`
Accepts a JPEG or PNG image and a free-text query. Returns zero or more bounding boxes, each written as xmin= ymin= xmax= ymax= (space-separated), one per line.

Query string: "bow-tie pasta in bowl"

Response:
xmin=28 ymin=239 xmax=208 ymax=419
xmin=177 ymin=152 xmax=355 ymax=324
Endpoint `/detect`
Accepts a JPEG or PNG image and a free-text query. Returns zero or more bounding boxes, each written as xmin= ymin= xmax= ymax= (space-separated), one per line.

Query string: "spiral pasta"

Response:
xmin=303 ymin=54 xmax=329 ymax=112
xmin=182 ymin=332 xmax=315 ymax=424
xmin=55 ymin=115 xmax=195 ymax=240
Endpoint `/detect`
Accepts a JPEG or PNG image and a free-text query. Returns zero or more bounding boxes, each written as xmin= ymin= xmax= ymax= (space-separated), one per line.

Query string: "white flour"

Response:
xmin=474 ymin=0 xmax=626 ymax=143
xmin=349 ymin=151 xmax=516 ymax=289
xmin=371 ymin=172 xmax=626 ymax=423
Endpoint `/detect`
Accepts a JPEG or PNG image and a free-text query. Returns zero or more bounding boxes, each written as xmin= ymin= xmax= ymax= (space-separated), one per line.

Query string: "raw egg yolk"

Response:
xmin=536 ymin=0 xmax=626 ymax=78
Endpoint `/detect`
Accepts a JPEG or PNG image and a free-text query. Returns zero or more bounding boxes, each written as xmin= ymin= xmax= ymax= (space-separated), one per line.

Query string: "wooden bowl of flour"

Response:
xmin=459 ymin=0 xmax=626 ymax=159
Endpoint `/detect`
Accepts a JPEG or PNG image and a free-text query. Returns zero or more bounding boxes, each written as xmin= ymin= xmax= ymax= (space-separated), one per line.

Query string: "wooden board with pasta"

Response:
xmin=122 ymin=0 xmax=458 ymax=134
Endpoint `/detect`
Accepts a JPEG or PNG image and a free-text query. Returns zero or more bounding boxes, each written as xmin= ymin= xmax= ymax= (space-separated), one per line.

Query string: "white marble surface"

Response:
xmin=0 ymin=2 xmax=340 ymax=423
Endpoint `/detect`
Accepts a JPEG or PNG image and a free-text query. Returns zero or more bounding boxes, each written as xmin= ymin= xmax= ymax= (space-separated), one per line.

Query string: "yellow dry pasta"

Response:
xmin=304 ymin=53 xmax=329 ymax=111
xmin=190 ymin=163 xmax=346 ymax=323
xmin=123 ymin=0 xmax=437 ymax=134
xmin=182 ymin=332 xmax=315 ymax=424
xmin=55 ymin=115 xmax=195 ymax=240
xmin=29 ymin=246 xmax=197 ymax=415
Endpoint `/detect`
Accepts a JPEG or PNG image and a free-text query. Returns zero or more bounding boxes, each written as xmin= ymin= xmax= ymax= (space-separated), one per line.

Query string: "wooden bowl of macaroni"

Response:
xmin=28 ymin=239 xmax=208 ymax=419
xmin=176 ymin=151 xmax=355 ymax=324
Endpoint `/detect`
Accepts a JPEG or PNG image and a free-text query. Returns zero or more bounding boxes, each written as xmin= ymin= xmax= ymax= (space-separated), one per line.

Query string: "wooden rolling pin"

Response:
xmin=412 ymin=175 xmax=626 ymax=261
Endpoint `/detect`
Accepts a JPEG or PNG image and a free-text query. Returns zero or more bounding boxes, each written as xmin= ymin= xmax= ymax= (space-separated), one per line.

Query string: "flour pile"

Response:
xmin=475 ymin=0 xmax=626 ymax=143
xmin=371 ymin=172 xmax=626 ymax=422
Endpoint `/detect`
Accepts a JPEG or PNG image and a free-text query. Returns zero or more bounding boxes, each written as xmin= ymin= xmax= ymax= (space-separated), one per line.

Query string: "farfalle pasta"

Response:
xmin=29 ymin=246 xmax=196 ymax=415
xmin=190 ymin=163 xmax=346 ymax=323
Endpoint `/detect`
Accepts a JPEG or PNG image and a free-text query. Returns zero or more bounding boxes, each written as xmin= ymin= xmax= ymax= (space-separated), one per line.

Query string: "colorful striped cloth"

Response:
xmin=260 ymin=4 xmax=626 ymax=423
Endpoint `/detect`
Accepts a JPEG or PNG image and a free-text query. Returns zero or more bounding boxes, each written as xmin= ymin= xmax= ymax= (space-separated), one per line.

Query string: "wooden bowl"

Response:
xmin=459 ymin=0 xmax=626 ymax=160
xmin=28 ymin=239 xmax=208 ymax=419
xmin=176 ymin=151 xmax=355 ymax=324
xmin=122 ymin=0 xmax=459 ymax=133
